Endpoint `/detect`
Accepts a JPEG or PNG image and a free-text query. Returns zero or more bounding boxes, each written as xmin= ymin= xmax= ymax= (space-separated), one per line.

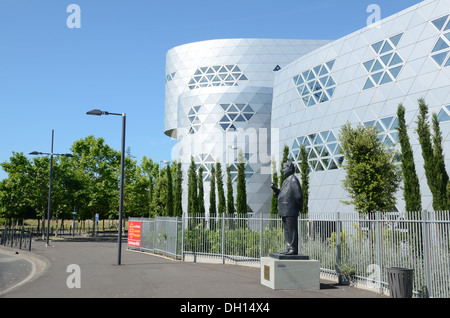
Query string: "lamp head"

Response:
xmin=86 ymin=109 xmax=106 ymax=116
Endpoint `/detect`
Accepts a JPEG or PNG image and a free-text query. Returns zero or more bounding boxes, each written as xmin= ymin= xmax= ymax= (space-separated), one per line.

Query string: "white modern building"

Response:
xmin=165 ymin=0 xmax=450 ymax=216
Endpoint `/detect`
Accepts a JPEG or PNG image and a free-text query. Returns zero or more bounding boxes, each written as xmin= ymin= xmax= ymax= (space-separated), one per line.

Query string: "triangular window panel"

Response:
xmin=372 ymin=60 xmax=384 ymax=72
xmin=389 ymin=53 xmax=403 ymax=66
xmin=389 ymin=33 xmax=403 ymax=47
xmin=431 ymin=51 xmax=449 ymax=66
xmin=228 ymin=113 xmax=238 ymax=121
xmin=243 ymin=105 xmax=254 ymax=113
xmin=371 ymin=41 xmax=384 ymax=54
xmin=293 ymin=75 xmax=300 ymax=85
xmin=445 ymin=20 xmax=450 ymax=32
xmin=302 ymin=96 xmax=310 ymax=106
xmin=319 ymin=65 xmax=329 ymax=76
xmin=380 ymin=72 xmax=393 ymax=85
xmin=231 ymin=65 xmax=241 ymax=72
xmin=326 ymin=87 xmax=335 ymax=98
xmin=380 ymin=53 xmax=393 ymax=67
xmin=320 ymin=93 xmax=329 ymax=103
xmin=389 ymin=65 xmax=403 ymax=79
xmin=432 ymin=38 xmax=450 ymax=53
xmin=219 ymin=115 xmax=230 ymax=123
xmin=326 ymin=77 xmax=336 ymax=87
xmin=380 ymin=41 xmax=393 ymax=54
xmin=328 ymin=159 xmax=338 ymax=170
xmin=437 ymin=109 xmax=450 ymax=122
xmin=363 ymin=60 xmax=375 ymax=72
xmin=432 ymin=15 xmax=449 ymax=31
xmin=238 ymin=74 xmax=248 ymax=81
xmin=319 ymin=76 xmax=329 ymax=86
xmin=273 ymin=65 xmax=281 ymax=72
xmin=327 ymin=143 xmax=337 ymax=154
xmin=228 ymin=105 xmax=239 ymax=113
xmin=445 ymin=56 xmax=450 ymax=67
xmin=313 ymin=65 xmax=321 ymax=76
xmin=364 ymin=78 xmax=375 ymax=90
xmin=381 ymin=117 xmax=394 ymax=130
xmin=326 ymin=60 xmax=336 ymax=71
xmin=220 ymin=123 xmax=230 ymax=131
xmin=371 ymin=72 xmax=383 ymax=85
xmin=243 ymin=113 xmax=253 ymax=121
xmin=220 ymin=103 xmax=230 ymax=111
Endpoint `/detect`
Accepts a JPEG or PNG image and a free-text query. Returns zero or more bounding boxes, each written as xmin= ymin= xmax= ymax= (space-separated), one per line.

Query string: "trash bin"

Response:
xmin=386 ymin=267 xmax=414 ymax=298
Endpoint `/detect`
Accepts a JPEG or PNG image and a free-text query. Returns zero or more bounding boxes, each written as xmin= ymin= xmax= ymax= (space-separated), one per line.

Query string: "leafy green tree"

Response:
xmin=70 ymin=136 xmax=121 ymax=223
xmin=416 ymin=98 xmax=449 ymax=211
xmin=198 ymin=166 xmax=205 ymax=214
xmin=236 ymin=149 xmax=247 ymax=214
xmin=339 ymin=122 xmax=402 ymax=214
xmin=300 ymin=145 xmax=309 ymax=215
xmin=216 ymin=161 xmax=226 ymax=214
xmin=209 ymin=165 xmax=216 ymax=215
xmin=270 ymin=158 xmax=278 ymax=215
xmin=226 ymin=165 xmax=234 ymax=214
xmin=187 ymin=157 xmax=198 ymax=215
xmin=0 ymin=152 xmax=36 ymax=223
xmin=397 ymin=104 xmax=422 ymax=212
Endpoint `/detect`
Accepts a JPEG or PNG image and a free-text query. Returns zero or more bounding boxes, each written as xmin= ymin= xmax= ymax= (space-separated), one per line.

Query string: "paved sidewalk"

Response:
xmin=0 ymin=236 xmax=387 ymax=300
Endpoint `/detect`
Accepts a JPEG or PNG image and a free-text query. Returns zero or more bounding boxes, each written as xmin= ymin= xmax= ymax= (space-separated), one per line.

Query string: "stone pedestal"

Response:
xmin=260 ymin=254 xmax=320 ymax=290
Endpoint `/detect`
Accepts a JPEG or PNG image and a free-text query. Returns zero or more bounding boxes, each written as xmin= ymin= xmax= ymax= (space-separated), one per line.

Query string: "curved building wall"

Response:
xmin=165 ymin=39 xmax=330 ymax=215
xmin=272 ymin=0 xmax=450 ymax=214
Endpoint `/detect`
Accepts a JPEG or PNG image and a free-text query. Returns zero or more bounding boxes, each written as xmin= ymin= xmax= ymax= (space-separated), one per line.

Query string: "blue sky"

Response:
xmin=0 ymin=0 xmax=423 ymax=180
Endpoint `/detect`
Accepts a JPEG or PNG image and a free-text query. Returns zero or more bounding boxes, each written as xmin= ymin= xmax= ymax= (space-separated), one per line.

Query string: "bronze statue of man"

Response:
xmin=271 ymin=161 xmax=303 ymax=255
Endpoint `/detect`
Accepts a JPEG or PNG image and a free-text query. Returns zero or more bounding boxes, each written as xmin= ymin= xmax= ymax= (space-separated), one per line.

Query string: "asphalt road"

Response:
xmin=0 ymin=236 xmax=387 ymax=302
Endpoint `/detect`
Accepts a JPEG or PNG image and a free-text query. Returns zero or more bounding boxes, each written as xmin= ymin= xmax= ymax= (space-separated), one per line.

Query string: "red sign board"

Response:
xmin=128 ymin=221 xmax=142 ymax=247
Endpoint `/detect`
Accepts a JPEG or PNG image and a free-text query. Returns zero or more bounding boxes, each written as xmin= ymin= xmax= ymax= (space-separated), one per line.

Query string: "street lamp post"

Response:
xmin=30 ymin=129 xmax=73 ymax=247
xmin=86 ymin=109 xmax=126 ymax=265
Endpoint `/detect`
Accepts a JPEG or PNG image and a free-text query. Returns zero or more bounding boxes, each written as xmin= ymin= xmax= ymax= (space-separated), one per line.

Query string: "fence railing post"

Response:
xmin=375 ymin=211 xmax=383 ymax=294
xmin=259 ymin=214 xmax=263 ymax=259
xmin=336 ymin=212 xmax=341 ymax=277
xmin=221 ymin=213 xmax=225 ymax=264
xmin=422 ymin=210 xmax=433 ymax=298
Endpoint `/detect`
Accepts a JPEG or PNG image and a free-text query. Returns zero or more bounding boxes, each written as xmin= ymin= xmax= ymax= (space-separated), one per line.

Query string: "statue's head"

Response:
xmin=282 ymin=161 xmax=295 ymax=177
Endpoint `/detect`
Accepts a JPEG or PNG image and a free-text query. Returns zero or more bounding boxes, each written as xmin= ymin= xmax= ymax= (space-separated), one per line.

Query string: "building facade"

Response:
xmin=164 ymin=39 xmax=330 ymax=215
xmin=164 ymin=0 xmax=450 ymax=216
xmin=272 ymin=0 xmax=450 ymax=213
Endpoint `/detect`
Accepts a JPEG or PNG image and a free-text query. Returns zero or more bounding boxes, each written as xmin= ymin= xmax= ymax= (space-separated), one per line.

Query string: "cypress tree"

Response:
xmin=174 ymin=161 xmax=183 ymax=217
xmin=279 ymin=145 xmax=289 ymax=187
xmin=165 ymin=162 xmax=174 ymax=216
xmin=216 ymin=161 xmax=226 ymax=214
xmin=300 ymin=144 xmax=309 ymax=215
xmin=432 ymin=112 xmax=449 ymax=210
xmin=397 ymin=104 xmax=422 ymax=212
xmin=198 ymin=166 xmax=205 ymax=214
xmin=270 ymin=158 xmax=278 ymax=215
xmin=236 ymin=149 xmax=247 ymax=214
xmin=209 ymin=165 xmax=216 ymax=215
xmin=416 ymin=98 xmax=449 ymax=211
xmin=187 ymin=157 xmax=198 ymax=215
xmin=226 ymin=164 xmax=235 ymax=214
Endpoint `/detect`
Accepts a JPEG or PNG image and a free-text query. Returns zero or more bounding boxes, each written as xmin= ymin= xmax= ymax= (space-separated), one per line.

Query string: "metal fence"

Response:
xmin=0 ymin=227 xmax=33 ymax=251
xmin=127 ymin=211 xmax=450 ymax=298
